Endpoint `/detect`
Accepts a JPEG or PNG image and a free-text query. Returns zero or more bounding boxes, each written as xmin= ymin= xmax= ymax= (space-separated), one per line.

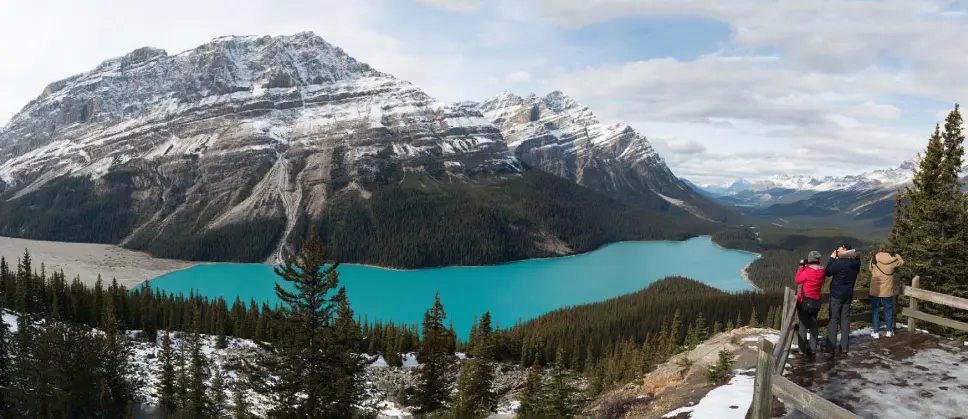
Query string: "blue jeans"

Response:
xmin=871 ymin=296 xmax=895 ymax=333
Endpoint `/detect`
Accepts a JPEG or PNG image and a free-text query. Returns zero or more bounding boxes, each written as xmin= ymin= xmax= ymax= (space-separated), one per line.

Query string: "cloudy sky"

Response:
xmin=1 ymin=0 xmax=965 ymax=185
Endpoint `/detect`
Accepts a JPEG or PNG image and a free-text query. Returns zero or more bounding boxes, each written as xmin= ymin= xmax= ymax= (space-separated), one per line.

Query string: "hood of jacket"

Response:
xmin=837 ymin=249 xmax=861 ymax=260
xmin=875 ymin=252 xmax=901 ymax=265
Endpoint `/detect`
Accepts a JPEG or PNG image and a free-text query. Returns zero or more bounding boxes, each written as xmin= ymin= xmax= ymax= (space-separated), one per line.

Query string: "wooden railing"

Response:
xmin=747 ymin=276 xmax=968 ymax=419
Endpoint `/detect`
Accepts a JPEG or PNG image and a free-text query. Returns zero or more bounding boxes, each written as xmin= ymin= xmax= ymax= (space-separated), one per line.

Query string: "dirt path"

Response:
xmin=0 ymin=236 xmax=198 ymax=288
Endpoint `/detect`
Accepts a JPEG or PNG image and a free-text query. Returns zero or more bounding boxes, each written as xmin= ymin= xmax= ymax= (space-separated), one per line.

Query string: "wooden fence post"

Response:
xmin=908 ymin=276 xmax=919 ymax=332
xmin=749 ymin=337 xmax=775 ymax=419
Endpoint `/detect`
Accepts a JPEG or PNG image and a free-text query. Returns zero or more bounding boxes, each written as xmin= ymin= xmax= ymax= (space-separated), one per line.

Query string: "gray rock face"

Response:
xmin=0 ymin=32 xmax=519 ymax=262
xmin=473 ymin=91 xmax=726 ymax=221
xmin=0 ymin=32 xmax=730 ymax=264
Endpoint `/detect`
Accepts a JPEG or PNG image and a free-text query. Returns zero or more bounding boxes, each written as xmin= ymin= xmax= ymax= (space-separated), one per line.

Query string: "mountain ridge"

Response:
xmin=0 ymin=31 xmax=730 ymax=266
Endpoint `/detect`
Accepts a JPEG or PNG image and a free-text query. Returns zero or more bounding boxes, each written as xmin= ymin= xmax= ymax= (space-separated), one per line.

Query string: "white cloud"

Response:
xmin=1 ymin=0 xmax=966 ymax=184
xmin=529 ymin=0 xmax=968 ymax=182
xmin=416 ymin=0 xmax=480 ymax=13
xmin=505 ymin=71 xmax=532 ymax=83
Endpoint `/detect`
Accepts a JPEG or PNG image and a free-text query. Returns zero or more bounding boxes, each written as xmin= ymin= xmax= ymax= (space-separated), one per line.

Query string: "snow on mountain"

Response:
xmin=474 ymin=90 xmax=660 ymax=166
xmin=709 ymin=160 xmax=918 ymax=195
xmin=0 ymin=32 xmax=521 ymax=263
xmin=470 ymin=91 xmax=731 ymax=221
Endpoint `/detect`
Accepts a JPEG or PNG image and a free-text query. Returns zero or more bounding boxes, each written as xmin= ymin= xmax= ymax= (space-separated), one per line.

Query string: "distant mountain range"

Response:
xmin=0 ymin=32 xmax=732 ymax=267
xmin=684 ymin=160 xmax=968 ymax=237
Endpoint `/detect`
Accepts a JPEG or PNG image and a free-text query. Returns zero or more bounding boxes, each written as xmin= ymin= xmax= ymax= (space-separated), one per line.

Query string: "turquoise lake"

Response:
xmin=147 ymin=236 xmax=757 ymax=337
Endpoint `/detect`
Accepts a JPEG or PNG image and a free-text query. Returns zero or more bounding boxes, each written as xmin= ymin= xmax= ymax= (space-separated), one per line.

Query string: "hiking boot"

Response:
xmin=885 ymin=331 xmax=894 ymax=338
xmin=871 ymin=332 xmax=880 ymax=339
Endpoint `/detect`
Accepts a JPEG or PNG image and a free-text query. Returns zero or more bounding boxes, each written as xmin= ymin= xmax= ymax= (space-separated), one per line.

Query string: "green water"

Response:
xmin=148 ymin=236 xmax=757 ymax=337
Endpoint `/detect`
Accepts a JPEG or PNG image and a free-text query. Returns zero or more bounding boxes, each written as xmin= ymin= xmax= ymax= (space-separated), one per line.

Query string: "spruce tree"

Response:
xmin=186 ymin=305 xmax=209 ymax=416
xmin=636 ymin=340 xmax=654 ymax=374
xmin=667 ymin=309 xmax=682 ymax=355
xmin=748 ymin=307 xmax=759 ymax=328
xmin=252 ymin=230 xmax=372 ymax=418
xmin=453 ymin=312 xmax=497 ymax=417
xmin=175 ymin=336 xmax=190 ymax=409
xmin=545 ymin=348 xmax=581 ymax=418
xmin=210 ymin=365 xmax=229 ymax=418
xmin=712 ymin=321 xmax=722 ymax=335
xmin=684 ymin=321 xmax=700 ymax=349
xmin=706 ymin=349 xmax=735 ymax=386
xmin=158 ymin=331 xmax=177 ymax=412
xmin=232 ymin=373 xmax=249 ymax=419
xmin=894 ymin=106 xmax=968 ymax=324
xmin=414 ymin=293 xmax=456 ymax=414
xmin=694 ymin=313 xmax=708 ymax=342
xmin=12 ymin=250 xmax=42 ymax=415
xmin=98 ymin=298 xmax=135 ymax=416
xmin=0 ymin=280 xmax=12 ymax=415
xmin=516 ymin=361 xmax=545 ymax=419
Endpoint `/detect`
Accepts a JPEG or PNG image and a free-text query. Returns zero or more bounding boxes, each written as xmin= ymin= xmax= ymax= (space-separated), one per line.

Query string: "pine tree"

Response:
xmin=684 ymin=321 xmax=700 ymax=349
xmin=666 ymin=309 xmax=682 ymax=356
xmin=186 ymin=305 xmax=209 ymax=416
xmin=706 ymin=349 xmax=735 ymax=386
xmin=210 ymin=365 xmax=229 ymax=418
xmin=726 ymin=319 xmax=734 ymax=331
xmin=0 ymin=278 xmax=12 ymax=415
xmin=748 ymin=307 xmax=759 ymax=328
xmin=253 ymin=230 xmax=372 ymax=418
xmin=636 ymin=339 xmax=654 ymax=374
xmin=11 ymin=250 xmax=42 ymax=416
xmin=414 ymin=293 xmax=456 ymax=414
xmin=175 ymin=335 xmax=191 ymax=409
xmin=516 ymin=361 xmax=545 ymax=419
xmin=712 ymin=321 xmax=722 ymax=335
xmin=453 ymin=312 xmax=497 ymax=417
xmin=694 ymin=313 xmax=708 ymax=342
xmin=158 ymin=331 xmax=177 ymax=412
xmin=894 ymin=106 xmax=968 ymax=325
xmin=545 ymin=348 xmax=581 ymax=418
xmin=98 ymin=298 xmax=135 ymax=416
xmin=232 ymin=373 xmax=249 ymax=419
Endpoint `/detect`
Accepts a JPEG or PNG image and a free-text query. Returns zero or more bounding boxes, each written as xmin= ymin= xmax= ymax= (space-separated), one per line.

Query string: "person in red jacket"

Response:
xmin=794 ymin=250 xmax=825 ymax=356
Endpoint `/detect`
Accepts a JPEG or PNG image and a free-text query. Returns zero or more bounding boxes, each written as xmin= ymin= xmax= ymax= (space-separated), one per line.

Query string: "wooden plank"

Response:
xmin=903 ymin=286 xmax=968 ymax=311
xmin=901 ymin=308 xmax=968 ymax=333
xmin=772 ymin=374 xmax=859 ymax=419
xmin=772 ymin=287 xmax=797 ymax=363
xmin=774 ymin=290 xmax=798 ymax=372
xmin=908 ymin=277 xmax=919 ymax=331
xmin=820 ymin=289 xmax=871 ymax=302
xmin=748 ymin=338 xmax=775 ymax=419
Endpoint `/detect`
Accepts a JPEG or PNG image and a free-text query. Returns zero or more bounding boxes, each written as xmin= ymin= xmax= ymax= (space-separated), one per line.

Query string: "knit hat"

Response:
xmin=807 ymin=251 xmax=822 ymax=263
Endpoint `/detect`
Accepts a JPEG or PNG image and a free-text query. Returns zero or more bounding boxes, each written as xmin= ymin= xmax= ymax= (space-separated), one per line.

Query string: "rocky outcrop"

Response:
xmin=472 ymin=91 xmax=732 ymax=221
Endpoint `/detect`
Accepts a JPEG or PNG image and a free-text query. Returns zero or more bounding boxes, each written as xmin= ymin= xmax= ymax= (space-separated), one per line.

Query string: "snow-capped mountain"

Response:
xmin=702 ymin=160 xmax=917 ymax=197
xmin=0 ymin=32 xmax=733 ymax=265
xmin=0 ymin=32 xmax=522 ymax=262
xmin=469 ymin=91 xmax=733 ymax=222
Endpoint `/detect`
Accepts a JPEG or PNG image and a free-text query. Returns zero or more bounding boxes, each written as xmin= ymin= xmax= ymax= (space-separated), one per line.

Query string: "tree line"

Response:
xmin=892 ymin=104 xmax=968 ymax=332
xmin=0 ymin=236 xmax=780 ymax=418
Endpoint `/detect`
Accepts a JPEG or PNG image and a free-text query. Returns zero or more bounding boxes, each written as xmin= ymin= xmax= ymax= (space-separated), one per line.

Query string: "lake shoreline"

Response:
xmin=706 ymin=239 xmax=763 ymax=292
xmin=2 ymin=234 xmax=760 ymax=293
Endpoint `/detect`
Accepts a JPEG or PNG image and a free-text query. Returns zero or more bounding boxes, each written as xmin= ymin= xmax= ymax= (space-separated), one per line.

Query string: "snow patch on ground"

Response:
xmin=2 ymin=310 xmax=17 ymax=333
xmin=662 ymin=369 xmax=755 ymax=419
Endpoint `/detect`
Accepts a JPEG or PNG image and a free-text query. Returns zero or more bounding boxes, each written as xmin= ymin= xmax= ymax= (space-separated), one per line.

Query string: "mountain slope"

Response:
xmin=0 ymin=32 xmax=719 ymax=266
xmin=471 ymin=91 xmax=736 ymax=223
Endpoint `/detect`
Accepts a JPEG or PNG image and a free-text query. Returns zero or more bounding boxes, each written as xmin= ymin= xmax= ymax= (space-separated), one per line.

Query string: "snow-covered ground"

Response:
xmin=662 ymin=369 xmax=756 ymax=419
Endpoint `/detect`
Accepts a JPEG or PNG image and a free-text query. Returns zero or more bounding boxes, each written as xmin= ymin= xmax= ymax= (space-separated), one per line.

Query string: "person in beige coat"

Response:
xmin=870 ymin=242 xmax=904 ymax=338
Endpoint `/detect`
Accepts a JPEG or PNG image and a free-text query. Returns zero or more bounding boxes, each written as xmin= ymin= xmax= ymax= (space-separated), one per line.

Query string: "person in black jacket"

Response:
xmin=824 ymin=242 xmax=862 ymax=355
